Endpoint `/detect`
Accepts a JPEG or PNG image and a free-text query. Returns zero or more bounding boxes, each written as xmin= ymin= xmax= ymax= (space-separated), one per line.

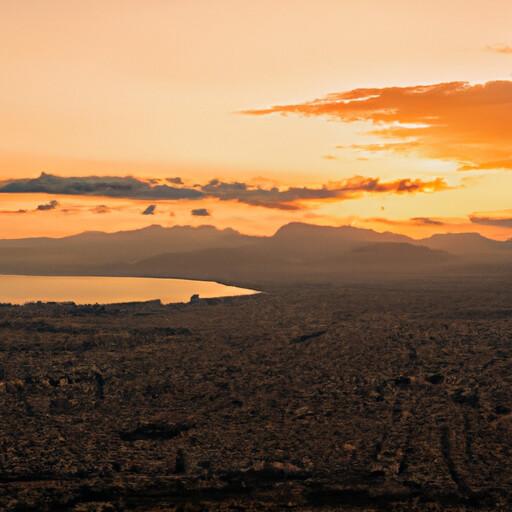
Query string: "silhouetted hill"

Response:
xmin=121 ymin=246 xmax=288 ymax=284
xmin=347 ymin=242 xmax=454 ymax=266
xmin=273 ymin=222 xmax=411 ymax=243
xmin=271 ymin=222 xmax=409 ymax=248
xmin=418 ymin=232 xmax=508 ymax=257
xmin=0 ymin=222 xmax=511 ymax=283
xmin=0 ymin=225 xmax=258 ymax=273
xmin=125 ymin=241 xmax=456 ymax=285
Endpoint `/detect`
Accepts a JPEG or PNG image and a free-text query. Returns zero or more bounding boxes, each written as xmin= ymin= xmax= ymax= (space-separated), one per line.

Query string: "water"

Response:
xmin=0 ymin=275 xmax=257 ymax=305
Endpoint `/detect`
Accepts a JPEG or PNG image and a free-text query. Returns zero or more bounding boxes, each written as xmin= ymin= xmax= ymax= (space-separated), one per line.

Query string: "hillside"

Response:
xmin=0 ymin=222 xmax=511 ymax=284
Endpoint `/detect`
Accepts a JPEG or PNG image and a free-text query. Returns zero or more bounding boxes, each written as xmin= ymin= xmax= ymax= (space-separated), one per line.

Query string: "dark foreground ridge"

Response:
xmin=0 ymin=280 xmax=511 ymax=510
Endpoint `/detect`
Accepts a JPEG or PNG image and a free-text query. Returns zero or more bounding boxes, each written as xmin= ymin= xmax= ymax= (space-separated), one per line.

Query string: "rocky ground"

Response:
xmin=0 ymin=280 xmax=511 ymax=511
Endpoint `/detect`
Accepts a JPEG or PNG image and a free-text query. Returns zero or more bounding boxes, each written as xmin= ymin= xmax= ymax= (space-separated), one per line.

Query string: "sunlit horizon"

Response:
xmin=1 ymin=1 xmax=512 ymax=240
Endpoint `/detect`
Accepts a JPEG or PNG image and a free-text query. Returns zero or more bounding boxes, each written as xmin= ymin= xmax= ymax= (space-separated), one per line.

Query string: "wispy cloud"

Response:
xmin=486 ymin=44 xmax=512 ymax=55
xmin=368 ymin=216 xmax=448 ymax=228
xmin=470 ymin=211 xmax=512 ymax=228
xmin=0 ymin=209 xmax=28 ymax=215
xmin=245 ymin=81 xmax=512 ymax=172
xmin=459 ymin=159 xmax=512 ymax=171
xmin=410 ymin=217 xmax=445 ymax=226
xmin=90 ymin=205 xmax=112 ymax=214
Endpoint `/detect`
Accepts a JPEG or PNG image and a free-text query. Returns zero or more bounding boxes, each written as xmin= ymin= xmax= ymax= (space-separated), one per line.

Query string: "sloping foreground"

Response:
xmin=0 ymin=281 xmax=511 ymax=510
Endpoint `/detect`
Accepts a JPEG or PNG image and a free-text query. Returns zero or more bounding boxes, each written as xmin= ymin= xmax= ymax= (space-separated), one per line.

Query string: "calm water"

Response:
xmin=0 ymin=275 xmax=257 ymax=305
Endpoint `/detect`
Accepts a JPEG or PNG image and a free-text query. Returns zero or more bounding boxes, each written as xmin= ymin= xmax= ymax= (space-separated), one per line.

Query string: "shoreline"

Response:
xmin=0 ymin=273 xmax=261 ymax=306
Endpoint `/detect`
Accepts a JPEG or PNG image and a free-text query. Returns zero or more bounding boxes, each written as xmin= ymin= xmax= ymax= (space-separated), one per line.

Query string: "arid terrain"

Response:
xmin=1 ymin=278 xmax=511 ymax=511
xmin=3 ymin=0 xmax=512 ymax=510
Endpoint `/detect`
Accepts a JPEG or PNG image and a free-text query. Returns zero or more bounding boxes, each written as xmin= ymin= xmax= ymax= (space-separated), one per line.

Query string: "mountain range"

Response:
xmin=1 ymin=223 xmax=511 ymax=285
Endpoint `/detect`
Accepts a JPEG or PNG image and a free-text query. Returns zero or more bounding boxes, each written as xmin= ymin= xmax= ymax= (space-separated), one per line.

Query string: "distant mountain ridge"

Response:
xmin=418 ymin=232 xmax=511 ymax=256
xmin=0 ymin=222 xmax=510 ymax=284
xmin=0 ymin=224 xmax=258 ymax=270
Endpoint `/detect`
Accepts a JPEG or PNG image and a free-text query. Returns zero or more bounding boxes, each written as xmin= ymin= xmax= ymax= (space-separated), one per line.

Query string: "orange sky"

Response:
xmin=1 ymin=0 xmax=512 ymax=239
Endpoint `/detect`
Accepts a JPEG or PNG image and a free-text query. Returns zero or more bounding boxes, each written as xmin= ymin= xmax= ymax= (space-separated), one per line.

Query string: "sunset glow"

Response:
xmin=1 ymin=0 xmax=512 ymax=239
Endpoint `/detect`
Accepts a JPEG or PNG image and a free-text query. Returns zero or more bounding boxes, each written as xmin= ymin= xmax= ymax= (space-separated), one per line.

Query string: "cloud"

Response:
xmin=470 ymin=213 xmax=512 ymax=228
xmin=459 ymin=159 xmax=512 ymax=171
xmin=142 ymin=204 xmax=157 ymax=215
xmin=410 ymin=217 xmax=445 ymax=226
xmin=486 ymin=44 xmax=512 ymax=55
xmin=36 ymin=199 xmax=59 ymax=211
xmin=369 ymin=216 xmax=448 ymax=227
xmin=90 ymin=204 xmax=112 ymax=214
xmin=167 ymin=177 xmax=184 ymax=185
xmin=191 ymin=208 xmax=210 ymax=216
xmin=0 ymin=172 xmax=448 ymax=211
xmin=340 ymin=141 xmax=422 ymax=154
xmin=245 ymin=81 xmax=512 ymax=171
xmin=0 ymin=199 xmax=59 ymax=214
xmin=199 ymin=176 xmax=449 ymax=210
xmin=0 ymin=198 xmax=60 ymax=215
xmin=0 ymin=172 xmax=202 ymax=200
xmin=0 ymin=209 xmax=28 ymax=215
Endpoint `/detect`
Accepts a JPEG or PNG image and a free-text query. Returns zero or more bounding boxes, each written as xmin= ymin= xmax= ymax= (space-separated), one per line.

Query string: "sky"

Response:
xmin=1 ymin=0 xmax=512 ymax=239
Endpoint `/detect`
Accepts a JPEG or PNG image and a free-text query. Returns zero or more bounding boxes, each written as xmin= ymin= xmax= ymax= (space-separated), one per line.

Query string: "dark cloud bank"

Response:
xmin=0 ymin=173 xmax=202 ymax=200
xmin=0 ymin=173 xmax=448 ymax=211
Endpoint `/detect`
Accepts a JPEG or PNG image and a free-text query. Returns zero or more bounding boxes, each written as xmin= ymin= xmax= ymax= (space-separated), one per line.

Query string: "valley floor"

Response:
xmin=0 ymin=280 xmax=511 ymax=510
